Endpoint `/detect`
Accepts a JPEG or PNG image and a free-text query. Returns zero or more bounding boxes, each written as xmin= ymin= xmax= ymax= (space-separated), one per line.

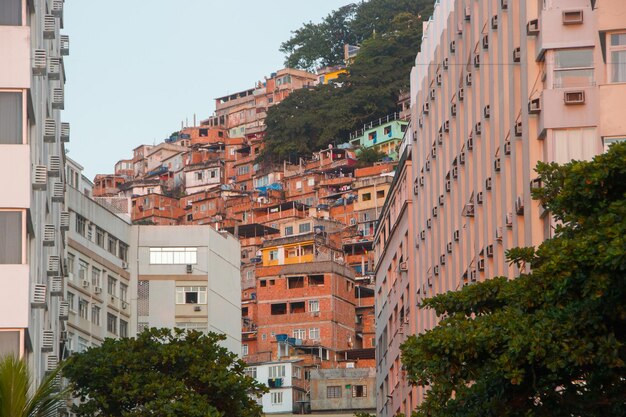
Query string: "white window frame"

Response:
xmin=309 ymin=328 xmax=320 ymax=340
xmin=242 ymin=344 xmax=248 ymax=356
xmin=269 ymin=365 xmax=286 ymax=378
xmin=603 ymin=137 xmax=626 ymax=152
xmin=308 ymin=300 xmax=320 ymax=312
xmin=175 ymin=286 xmax=207 ymax=304
xmin=149 ymin=247 xmax=198 ymax=264
xmin=608 ymin=32 xmax=626 ymax=83
xmin=292 ymin=329 xmax=306 ymax=339
xmin=271 ymin=392 xmax=283 ymax=405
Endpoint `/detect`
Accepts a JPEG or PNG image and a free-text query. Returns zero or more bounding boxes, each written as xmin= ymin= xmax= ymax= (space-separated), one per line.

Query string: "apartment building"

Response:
xmin=65 ymin=158 xmax=133 ymax=353
xmin=349 ymin=113 xmax=409 ymax=160
xmin=375 ymin=0 xmax=626 ymax=416
xmin=129 ymin=225 xmax=241 ymax=353
xmin=0 ymin=0 xmax=70 ymax=390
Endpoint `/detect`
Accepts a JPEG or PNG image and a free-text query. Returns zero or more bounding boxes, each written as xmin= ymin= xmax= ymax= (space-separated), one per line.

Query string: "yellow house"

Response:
xmin=262 ymin=239 xmax=315 ymax=266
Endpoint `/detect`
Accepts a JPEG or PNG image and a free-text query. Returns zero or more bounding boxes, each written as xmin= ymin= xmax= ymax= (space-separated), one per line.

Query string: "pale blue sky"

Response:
xmin=64 ymin=0 xmax=352 ymax=179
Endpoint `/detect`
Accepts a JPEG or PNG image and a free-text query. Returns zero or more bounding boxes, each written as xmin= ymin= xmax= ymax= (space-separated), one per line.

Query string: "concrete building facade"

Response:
xmin=375 ymin=0 xmax=626 ymax=416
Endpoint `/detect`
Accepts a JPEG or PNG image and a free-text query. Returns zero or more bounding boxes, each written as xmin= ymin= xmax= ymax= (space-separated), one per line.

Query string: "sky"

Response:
xmin=64 ymin=0 xmax=352 ymax=179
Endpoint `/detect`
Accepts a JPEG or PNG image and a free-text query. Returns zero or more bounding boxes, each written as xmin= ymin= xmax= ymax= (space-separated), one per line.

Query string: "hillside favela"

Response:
xmin=1 ymin=0 xmax=625 ymax=416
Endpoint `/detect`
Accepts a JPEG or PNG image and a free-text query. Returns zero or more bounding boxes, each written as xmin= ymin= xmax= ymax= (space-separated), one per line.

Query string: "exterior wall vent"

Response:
xmin=506 ymin=212 xmax=514 ymax=227
xmin=46 ymin=355 xmax=59 ymax=373
xmin=475 ymin=122 xmax=482 ymax=136
xmin=430 ymin=88 xmax=436 ymax=100
xmin=432 ymin=206 xmax=438 ymax=217
xmin=495 ymin=227 xmax=503 ymax=241
xmin=32 ymin=284 xmax=47 ymax=307
xmin=562 ymin=10 xmax=583 ymax=25
xmin=504 ymin=141 xmax=512 ymax=155
xmin=51 ymin=182 xmax=64 ymax=203
xmin=458 ymin=87 xmax=464 ymax=101
xmin=515 ymin=121 xmax=523 ymax=137
xmin=43 ymin=225 xmax=56 ymax=246
xmin=453 ymin=230 xmax=460 ymax=241
xmin=450 ymin=40 xmax=456 ymax=53
xmin=33 ymin=166 xmax=48 ymax=190
xmin=439 ymin=194 xmax=445 ymax=206
xmin=459 ymin=152 xmax=466 ymax=165
xmin=426 ymin=218 xmax=432 ymax=229
xmin=42 ymin=331 xmax=54 ymax=352
xmin=446 ymin=242 xmax=453 ymax=253
xmin=43 ymin=119 xmax=56 ymax=142
xmin=443 ymin=57 xmax=449 ymax=70
xmin=48 ymin=256 xmax=60 ymax=276
xmin=59 ymin=302 xmax=69 ymax=320
xmin=33 ymin=50 xmax=47 ymax=76
xmin=466 ymin=72 xmax=473 ymax=86
xmin=48 ymin=155 xmax=61 ymax=177
xmin=477 ymin=192 xmax=484 ymax=205
xmin=60 ymin=212 xmax=70 ymax=231
xmin=494 ymin=158 xmax=502 ymax=172
xmin=501 ymin=0 xmax=508 ymax=10
xmin=478 ymin=259 xmax=485 ymax=271
xmin=50 ymin=277 xmax=63 ymax=296
xmin=48 ymin=57 xmax=61 ymax=80
xmin=51 ymin=0 xmax=63 ymax=17
xmin=436 ymin=73 xmax=442 ymax=85
xmin=451 ymin=103 xmax=457 ymax=116
xmin=467 ymin=136 xmax=474 ymax=150
xmin=485 ymin=177 xmax=492 ymax=190
xmin=52 ymin=88 xmax=64 ymax=109
xmin=474 ymin=54 xmax=481 ymax=68
xmin=445 ymin=180 xmax=451 ymax=193
xmin=43 ymin=15 xmax=56 ymax=39
xmin=515 ymin=195 xmax=525 ymax=215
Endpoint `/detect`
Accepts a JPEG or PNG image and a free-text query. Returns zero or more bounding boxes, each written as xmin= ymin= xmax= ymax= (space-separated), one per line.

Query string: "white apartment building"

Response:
xmin=65 ymin=158 xmax=133 ymax=354
xmin=245 ymin=360 xmax=307 ymax=415
xmin=0 ymin=0 xmax=71 ymax=390
xmin=129 ymin=225 xmax=242 ymax=353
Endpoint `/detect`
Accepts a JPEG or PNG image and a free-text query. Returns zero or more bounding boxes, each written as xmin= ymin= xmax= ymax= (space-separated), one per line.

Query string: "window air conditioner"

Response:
xmin=564 ymin=91 xmax=585 ymax=105
xmin=33 ymin=50 xmax=47 ymax=76
xmin=527 ymin=19 xmax=540 ymax=35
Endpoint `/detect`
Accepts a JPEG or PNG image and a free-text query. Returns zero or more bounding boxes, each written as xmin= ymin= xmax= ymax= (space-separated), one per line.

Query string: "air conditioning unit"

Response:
xmin=486 ymin=244 xmax=494 ymax=257
xmin=419 ymin=176 xmax=425 ymax=186
xmin=562 ymin=10 xmax=583 ymax=25
xmin=470 ymin=270 xmax=477 ymax=282
xmin=42 ymin=330 xmax=54 ymax=352
xmin=81 ymin=279 xmax=90 ymax=288
xmin=194 ymin=306 xmax=201 ymax=312
xmin=33 ymin=165 xmax=48 ymax=191
xmin=312 ymin=312 xmax=320 ymax=317
xmin=443 ymin=57 xmax=449 ymax=70
xmin=32 ymin=284 xmax=47 ymax=308
xmin=439 ymin=194 xmax=445 ymax=206
xmin=495 ymin=227 xmax=503 ymax=241
xmin=426 ymin=218 xmax=432 ymax=229
xmin=94 ymin=286 xmax=102 ymax=294
xmin=445 ymin=180 xmax=451 ymax=193
xmin=564 ymin=90 xmax=585 ymax=105
xmin=494 ymin=158 xmax=501 ymax=172
xmin=43 ymin=15 xmax=56 ymax=39
xmin=459 ymin=152 xmax=466 ymax=165
xmin=51 ymin=0 xmax=63 ymax=16
xmin=418 ymin=116 xmax=423 ymax=127
xmin=413 ymin=184 xmax=419 ymax=195
xmin=47 ymin=256 xmax=60 ymax=276
xmin=504 ymin=141 xmax=512 ymax=155
xmin=446 ymin=242 xmax=453 ymax=253
xmin=528 ymin=98 xmax=542 ymax=114
xmin=60 ymin=211 xmax=70 ymax=231
xmin=420 ymin=230 xmax=426 ymax=240
xmin=434 ymin=265 xmax=440 ymax=276
xmin=51 ymin=182 xmax=64 ymax=203
xmin=491 ymin=15 xmax=499 ymax=30
xmin=43 ymin=118 xmax=56 ymax=142
xmin=59 ymin=331 xmax=68 ymax=341
xmin=501 ymin=0 xmax=508 ymax=10
xmin=437 ymin=132 xmax=444 ymax=144
xmin=450 ymin=103 xmax=457 ymax=116
xmin=436 ymin=73 xmax=442 ymax=86
xmin=50 ymin=277 xmax=63 ymax=296
xmin=47 ymin=56 xmax=61 ymax=80
xmin=399 ymin=261 xmax=408 ymax=272
xmin=432 ymin=206 xmax=438 ymax=217
xmin=467 ymin=137 xmax=474 ymax=151
xmin=475 ymin=122 xmax=482 ymax=136
xmin=513 ymin=47 xmax=521 ymax=63
xmin=476 ymin=192 xmax=484 ymax=205
xmin=425 ymin=160 xmax=431 ymax=172
xmin=515 ymin=121 xmax=523 ymax=137
xmin=458 ymin=88 xmax=464 ymax=102
xmin=530 ymin=178 xmax=542 ymax=189
xmin=453 ymin=229 xmax=460 ymax=241
xmin=463 ymin=203 xmax=475 ymax=217
xmin=432 ymin=146 xmax=438 ymax=159
xmin=527 ymin=18 xmax=540 ymax=35
xmin=48 ymin=155 xmax=61 ymax=177
xmin=506 ymin=212 xmax=514 ymax=227
xmin=186 ymin=264 xmax=193 ymax=274
xmin=464 ymin=5 xmax=471 ymax=20
xmin=423 ymin=102 xmax=430 ymax=114
xmin=60 ymin=34 xmax=70 ymax=55
xmin=440 ymin=254 xmax=446 ymax=265
xmin=466 ymin=72 xmax=473 ymax=86
xmin=60 ymin=122 xmax=70 ymax=142
xmin=515 ymin=195 xmax=525 ymax=214
xmin=122 ymin=302 xmax=128 ymax=309
xmin=59 ymin=301 xmax=69 ymax=320
xmin=482 ymin=34 xmax=489 ymax=50
xmin=122 ymin=261 xmax=129 ymax=270
xmin=33 ymin=49 xmax=47 ymax=76
xmin=43 ymin=225 xmax=55 ymax=246
xmin=46 ymin=355 xmax=59 ymax=372
xmin=486 ymin=177 xmax=492 ymax=190
xmin=452 ymin=166 xmax=458 ymax=179
xmin=450 ymin=40 xmax=456 ymax=53
xmin=52 ymin=88 xmax=64 ymax=109
xmin=478 ymin=259 xmax=486 ymax=271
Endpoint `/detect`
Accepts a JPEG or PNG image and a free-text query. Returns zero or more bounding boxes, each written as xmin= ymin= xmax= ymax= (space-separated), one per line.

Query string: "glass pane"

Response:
xmin=0 ymin=0 xmax=21 ymax=25
xmin=0 ymin=93 xmax=22 ymax=144
xmin=0 ymin=212 xmax=22 ymax=263
xmin=554 ymin=69 xmax=594 ymax=87
xmin=555 ymin=49 xmax=593 ymax=69
xmin=611 ymin=51 xmax=626 ymax=83
xmin=611 ymin=33 xmax=626 ymax=46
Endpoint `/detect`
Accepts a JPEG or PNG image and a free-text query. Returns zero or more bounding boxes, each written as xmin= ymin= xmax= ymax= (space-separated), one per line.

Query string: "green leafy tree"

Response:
xmin=0 ymin=355 xmax=67 ymax=417
xmin=401 ymin=143 xmax=626 ymax=417
xmin=356 ymin=146 xmax=387 ymax=167
xmin=63 ymin=328 xmax=267 ymax=417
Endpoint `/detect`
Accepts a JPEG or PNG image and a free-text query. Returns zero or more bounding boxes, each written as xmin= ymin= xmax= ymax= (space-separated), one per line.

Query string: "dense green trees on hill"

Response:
xmin=262 ymin=0 xmax=434 ymax=163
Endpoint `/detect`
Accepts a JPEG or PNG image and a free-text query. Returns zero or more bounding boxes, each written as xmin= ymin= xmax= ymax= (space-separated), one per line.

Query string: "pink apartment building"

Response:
xmin=375 ymin=0 xmax=626 ymax=416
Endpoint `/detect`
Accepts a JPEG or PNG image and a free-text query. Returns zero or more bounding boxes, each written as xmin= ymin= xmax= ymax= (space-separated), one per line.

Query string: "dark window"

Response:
xmin=0 ymin=212 xmax=22 ymax=264
xmin=0 ymin=0 xmax=21 ymax=25
xmin=271 ymin=303 xmax=287 ymax=315
xmin=260 ymin=280 xmax=267 ymax=287
xmin=0 ymin=92 xmax=22 ymax=144
xmin=0 ymin=331 xmax=20 ymax=357
xmin=242 ymin=307 xmax=249 ymax=317
xmin=384 ymin=126 xmax=392 ymax=136
xmin=401 ymin=124 xmax=408 ymax=132
xmin=185 ymin=292 xmax=198 ymax=304
xmin=352 ymin=385 xmax=367 ymax=397
xmin=199 ymin=128 xmax=208 ymax=137
xmin=327 ymin=386 xmax=342 ymax=398
xmin=290 ymin=302 xmax=305 ymax=313
xmin=377 ymin=190 xmax=385 ymax=198
xmin=309 ymin=275 xmax=324 ymax=286
xmin=288 ymin=276 xmax=305 ymax=289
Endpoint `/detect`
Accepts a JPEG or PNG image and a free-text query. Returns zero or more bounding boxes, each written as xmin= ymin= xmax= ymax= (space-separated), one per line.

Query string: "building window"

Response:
xmin=327 ymin=386 xmax=342 ymax=398
xmin=77 ymin=337 xmax=89 ymax=353
xmin=293 ymin=329 xmax=306 ymax=339
xmin=368 ymin=131 xmax=377 ymax=142
xmin=242 ymin=344 xmax=248 ymax=356
xmin=120 ymin=320 xmax=128 ymax=337
xmin=0 ymin=92 xmax=22 ymax=144
xmin=553 ymin=48 xmax=594 ymax=88
xmin=269 ymin=365 xmax=286 ymax=378
xmin=175 ymin=286 xmax=207 ymax=304
xmin=0 ymin=0 xmax=21 ymax=25
xmin=308 ymin=300 xmax=320 ymax=312
xmin=307 ymin=177 xmax=315 ymax=186
xmin=0 ymin=211 xmax=22 ymax=264
xmin=384 ymin=126 xmax=392 ymax=136
xmin=377 ymin=190 xmax=385 ymax=198
xmin=609 ymin=33 xmax=626 ymax=83
xmin=67 ymin=253 xmax=75 ymax=275
xmin=309 ymin=328 xmax=320 ymax=340
xmin=107 ymin=276 xmax=117 ymax=296
xmin=352 ymin=385 xmax=367 ymax=397
xmin=603 ymin=137 xmax=626 ymax=152
xmin=75 ymin=215 xmax=86 ymax=237
xmin=245 ymin=367 xmax=257 ymax=379
xmin=271 ymin=303 xmax=287 ymax=315
xmin=290 ymin=301 xmax=305 ymax=313
xmin=237 ymin=165 xmax=250 ymax=175
xmin=67 ymin=291 xmax=75 ymax=311
xmin=149 ymin=247 xmax=198 ymax=264
xmin=298 ymin=223 xmax=311 ymax=234
xmin=120 ymin=283 xmax=128 ymax=302
xmin=78 ymin=299 xmax=89 ymax=320
xmin=362 ymin=193 xmax=372 ymax=202
xmin=119 ymin=242 xmax=129 ymax=262
xmin=96 ymin=227 xmax=105 ymax=247
xmin=107 ymin=313 xmax=117 ymax=334
xmin=271 ymin=392 xmax=283 ymax=405
xmin=309 ymin=275 xmax=324 ymax=286
xmin=175 ymin=322 xmax=207 ymax=333
xmin=268 ymin=250 xmax=278 ymax=261
xmin=284 ymin=226 xmax=293 ymax=236
xmin=195 ymin=171 xmax=203 ymax=181
xmin=107 ymin=235 xmax=117 ymax=255
xmin=91 ymin=305 xmax=100 ymax=326
xmin=91 ymin=267 xmax=101 ymax=287
xmin=293 ymin=366 xmax=302 ymax=379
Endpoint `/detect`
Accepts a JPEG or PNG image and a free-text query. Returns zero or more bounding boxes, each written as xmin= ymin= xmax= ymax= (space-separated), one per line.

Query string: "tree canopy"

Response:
xmin=401 ymin=143 xmax=626 ymax=416
xmin=63 ymin=328 xmax=267 ymax=417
